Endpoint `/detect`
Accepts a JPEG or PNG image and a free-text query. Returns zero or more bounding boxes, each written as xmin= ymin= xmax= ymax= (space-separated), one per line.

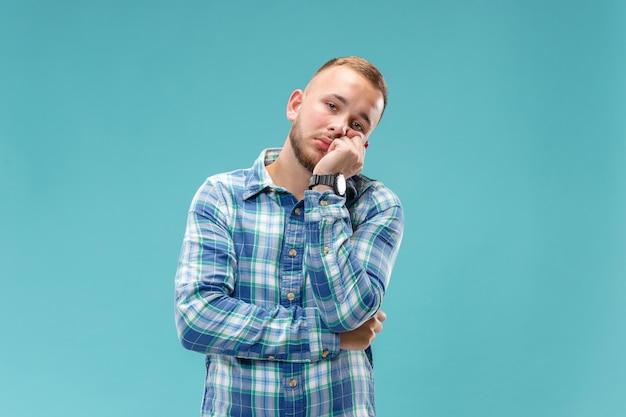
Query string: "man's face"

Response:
xmin=287 ymin=66 xmax=385 ymax=172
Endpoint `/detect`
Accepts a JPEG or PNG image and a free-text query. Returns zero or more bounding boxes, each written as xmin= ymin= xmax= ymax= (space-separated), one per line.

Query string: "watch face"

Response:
xmin=336 ymin=174 xmax=347 ymax=196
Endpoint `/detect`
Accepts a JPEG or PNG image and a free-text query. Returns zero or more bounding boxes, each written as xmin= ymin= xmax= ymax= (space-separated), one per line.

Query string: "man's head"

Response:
xmin=310 ymin=56 xmax=387 ymax=118
xmin=286 ymin=56 xmax=387 ymax=172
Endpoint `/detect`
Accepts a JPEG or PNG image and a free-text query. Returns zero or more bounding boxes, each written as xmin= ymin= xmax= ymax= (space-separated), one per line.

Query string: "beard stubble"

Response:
xmin=288 ymin=118 xmax=320 ymax=173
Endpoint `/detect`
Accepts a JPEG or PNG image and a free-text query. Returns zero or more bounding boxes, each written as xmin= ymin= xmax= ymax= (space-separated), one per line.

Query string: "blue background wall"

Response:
xmin=1 ymin=1 xmax=625 ymax=416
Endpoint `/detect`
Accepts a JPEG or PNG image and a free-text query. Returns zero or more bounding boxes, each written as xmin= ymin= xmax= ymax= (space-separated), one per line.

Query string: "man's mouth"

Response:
xmin=314 ymin=137 xmax=332 ymax=151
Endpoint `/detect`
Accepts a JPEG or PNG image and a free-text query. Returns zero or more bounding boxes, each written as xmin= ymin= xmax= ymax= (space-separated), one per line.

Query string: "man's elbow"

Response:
xmin=321 ymin=301 xmax=381 ymax=333
xmin=177 ymin=324 xmax=212 ymax=353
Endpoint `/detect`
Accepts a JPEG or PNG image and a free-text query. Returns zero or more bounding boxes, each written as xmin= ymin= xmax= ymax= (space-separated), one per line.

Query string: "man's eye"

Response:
xmin=327 ymin=102 xmax=337 ymax=110
xmin=352 ymin=121 xmax=363 ymax=131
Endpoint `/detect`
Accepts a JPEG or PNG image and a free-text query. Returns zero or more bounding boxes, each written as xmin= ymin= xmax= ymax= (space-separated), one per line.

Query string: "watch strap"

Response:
xmin=308 ymin=174 xmax=336 ymax=190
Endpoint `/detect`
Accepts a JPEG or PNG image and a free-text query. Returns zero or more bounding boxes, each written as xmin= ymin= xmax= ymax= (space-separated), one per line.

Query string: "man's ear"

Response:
xmin=286 ymin=89 xmax=303 ymax=122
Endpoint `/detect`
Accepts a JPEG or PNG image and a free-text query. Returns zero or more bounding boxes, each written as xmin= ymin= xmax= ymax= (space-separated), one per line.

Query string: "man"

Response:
xmin=175 ymin=56 xmax=404 ymax=417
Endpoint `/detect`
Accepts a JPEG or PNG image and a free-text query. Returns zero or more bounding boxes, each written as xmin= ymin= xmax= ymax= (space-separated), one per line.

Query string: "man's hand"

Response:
xmin=339 ymin=310 xmax=386 ymax=350
xmin=313 ymin=135 xmax=366 ymax=178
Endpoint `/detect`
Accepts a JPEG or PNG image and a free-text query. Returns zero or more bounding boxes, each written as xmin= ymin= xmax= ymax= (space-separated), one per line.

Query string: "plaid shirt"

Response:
xmin=175 ymin=149 xmax=404 ymax=417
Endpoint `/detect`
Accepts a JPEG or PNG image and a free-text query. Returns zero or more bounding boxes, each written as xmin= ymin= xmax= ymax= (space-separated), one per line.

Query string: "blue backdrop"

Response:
xmin=1 ymin=1 xmax=625 ymax=416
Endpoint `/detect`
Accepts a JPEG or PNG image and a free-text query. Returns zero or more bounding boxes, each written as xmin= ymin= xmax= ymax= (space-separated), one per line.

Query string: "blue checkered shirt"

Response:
xmin=175 ymin=149 xmax=404 ymax=417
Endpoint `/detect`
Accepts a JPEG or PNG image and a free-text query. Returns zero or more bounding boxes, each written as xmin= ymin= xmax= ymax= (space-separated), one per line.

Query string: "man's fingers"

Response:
xmin=374 ymin=320 xmax=383 ymax=333
xmin=372 ymin=310 xmax=386 ymax=334
xmin=376 ymin=310 xmax=387 ymax=323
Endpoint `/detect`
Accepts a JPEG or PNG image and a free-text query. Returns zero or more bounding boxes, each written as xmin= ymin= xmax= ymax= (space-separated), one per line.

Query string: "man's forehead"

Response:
xmin=306 ymin=67 xmax=384 ymax=115
xmin=308 ymin=66 xmax=367 ymax=90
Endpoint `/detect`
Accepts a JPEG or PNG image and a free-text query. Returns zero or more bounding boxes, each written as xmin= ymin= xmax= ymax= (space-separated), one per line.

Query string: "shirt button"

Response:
xmin=268 ymin=355 xmax=275 ymax=361
xmin=287 ymin=292 xmax=295 ymax=301
xmin=294 ymin=207 xmax=301 ymax=215
xmin=289 ymin=249 xmax=297 ymax=257
xmin=323 ymin=247 xmax=330 ymax=254
xmin=320 ymin=200 xmax=328 ymax=206
xmin=289 ymin=379 xmax=298 ymax=388
xmin=321 ymin=349 xmax=329 ymax=358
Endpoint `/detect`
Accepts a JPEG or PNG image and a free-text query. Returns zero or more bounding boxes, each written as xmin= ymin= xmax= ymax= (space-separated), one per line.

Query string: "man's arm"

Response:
xmin=304 ymin=183 xmax=404 ymax=333
xmin=339 ymin=309 xmax=387 ymax=350
xmin=174 ymin=182 xmax=339 ymax=363
xmin=303 ymin=134 xmax=404 ymax=333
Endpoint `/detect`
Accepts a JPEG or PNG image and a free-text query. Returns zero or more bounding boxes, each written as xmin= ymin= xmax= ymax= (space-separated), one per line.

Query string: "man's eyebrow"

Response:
xmin=332 ymin=94 xmax=348 ymax=105
xmin=332 ymin=94 xmax=371 ymax=127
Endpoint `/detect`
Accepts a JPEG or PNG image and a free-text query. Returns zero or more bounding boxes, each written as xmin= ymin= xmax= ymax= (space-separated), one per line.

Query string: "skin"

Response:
xmin=266 ymin=65 xmax=387 ymax=350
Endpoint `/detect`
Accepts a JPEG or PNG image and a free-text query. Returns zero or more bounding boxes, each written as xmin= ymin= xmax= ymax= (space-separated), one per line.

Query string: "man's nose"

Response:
xmin=328 ymin=116 xmax=350 ymax=138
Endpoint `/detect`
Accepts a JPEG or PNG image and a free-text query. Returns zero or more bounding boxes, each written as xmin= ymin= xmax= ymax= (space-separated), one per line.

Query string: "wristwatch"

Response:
xmin=308 ymin=173 xmax=347 ymax=197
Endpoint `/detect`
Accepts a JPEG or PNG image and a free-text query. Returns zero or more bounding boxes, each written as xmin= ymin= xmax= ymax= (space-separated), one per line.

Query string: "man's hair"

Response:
xmin=313 ymin=56 xmax=388 ymax=117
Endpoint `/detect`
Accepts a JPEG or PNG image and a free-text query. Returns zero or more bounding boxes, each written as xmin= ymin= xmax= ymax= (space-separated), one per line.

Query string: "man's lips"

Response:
xmin=314 ymin=137 xmax=332 ymax=151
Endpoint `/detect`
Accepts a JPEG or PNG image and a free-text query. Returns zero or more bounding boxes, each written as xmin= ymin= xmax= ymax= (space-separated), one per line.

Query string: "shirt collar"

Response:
xmin=243 ymin=148 xmax=281 ymax=200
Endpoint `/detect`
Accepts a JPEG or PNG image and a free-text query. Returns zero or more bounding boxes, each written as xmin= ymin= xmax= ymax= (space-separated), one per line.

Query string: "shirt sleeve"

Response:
xmin=304 ymin=184 xmax=404 ymax=332
xmin=174 ymin=182 xmax=340 ymax=363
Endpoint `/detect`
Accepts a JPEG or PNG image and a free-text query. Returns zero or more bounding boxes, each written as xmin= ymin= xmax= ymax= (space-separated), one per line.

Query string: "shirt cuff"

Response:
xmin=304 ymin=189 xmax=348 ymax=223
xmin=307 ymin=309 xmax=340 ymax=361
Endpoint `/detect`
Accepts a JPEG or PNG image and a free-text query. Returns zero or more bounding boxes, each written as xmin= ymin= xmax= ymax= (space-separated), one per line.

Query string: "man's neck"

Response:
xmin=265 ymin=140 xmax=311 ymax=200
